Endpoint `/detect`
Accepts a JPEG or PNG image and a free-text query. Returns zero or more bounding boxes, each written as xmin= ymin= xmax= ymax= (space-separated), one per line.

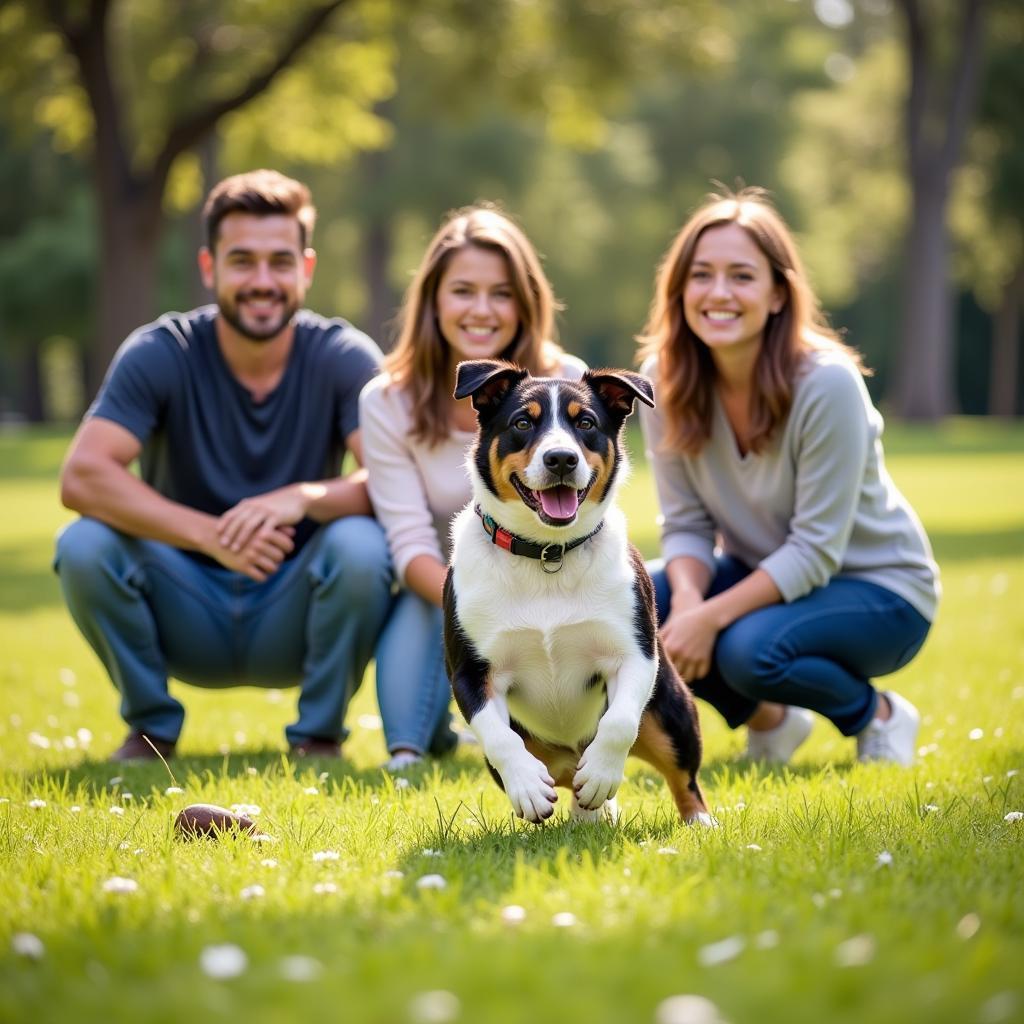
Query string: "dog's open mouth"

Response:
xmin=511 ymin=474 xmax=592 ymax=525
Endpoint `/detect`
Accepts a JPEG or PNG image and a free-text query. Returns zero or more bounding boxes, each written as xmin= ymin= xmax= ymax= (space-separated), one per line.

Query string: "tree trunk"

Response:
xmin=19 ymin=341 xmax=46 ymax=423
xmin=893 ymin=0 xmax=986 ymax=421
xmin=896 ymin=178 xmax=956 ymax=418
xmin=989 ymin=264 xmax=1022 ymax=417
xmin=87 ymin=189 xmax=163 ymax=399
xmin=363 ymin=214 xmax=398 ymax=350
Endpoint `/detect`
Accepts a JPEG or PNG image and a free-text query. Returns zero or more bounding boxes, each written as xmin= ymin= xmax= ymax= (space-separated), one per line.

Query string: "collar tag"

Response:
xmin=540 ymin=543 xmax=565 ymax=573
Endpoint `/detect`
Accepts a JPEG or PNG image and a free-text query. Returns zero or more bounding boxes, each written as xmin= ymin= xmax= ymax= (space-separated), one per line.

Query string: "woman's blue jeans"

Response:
xmin=649 ymin=556 xmax=931 ymax=736
xmin=54 ymin=516 xmax=393 ymax=746
xmin=375 ymin=589 xmax=457 ymax=757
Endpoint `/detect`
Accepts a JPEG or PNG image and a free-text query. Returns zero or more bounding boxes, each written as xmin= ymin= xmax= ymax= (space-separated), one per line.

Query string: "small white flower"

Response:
xmin=76 ymin=727 xmax=92 ymax=744
xmin=28 ymin=799 xmax=47 ymax=809
xmin=654 ymin=994 xmax=730 ymax=1024
xmin=357 ymin=713 xmax=383 ymax=730
xmin=164 ymin=786 xmax=184 ymax=795
xmin=551 ymin=911 xmax=577 ymax=928
xmin=69 ymin=805 xmax=81 ymax=813
xmin=1007 ymin=769 xmax=1019 ymax=778
xmin=279 ymin=955 xmax=323 ymax=982
xmin=108 ymin=777 xmax=123 ymax=786
xmin=59 ymin=667 xmax=77 ymax=687
xmin=956 ymin=913 xmax=981 ymax=940
xmin=922 ymin=804 xmax=940 ymax=814
xmin=697 ymin=935 xmax=745 ymax=967
xmin=812 ymin=892 xmax=827 ymax=909
xmin=978 ymin=992 xmax=1018 ymax=1024
xmin=657 ymin=846 xmax=679 ymax=856
xmin=28 ymin=733 xmax=51 ymax=749
xmin=876 ymin=850 xmax=893 ymax=867
xmin=12 ymin=932 xmax=45 ymax=959
xmin=230 ymin=803 xmax=261 ymax=817
xmin=240 ymin=885 xmax=265 ymax=900
xmin=312 ymin=882 xmax=338 ymax=895
xmin=133 ymin=849 xmax=144 ymax=856
xmin=102 ymin=876 xmax=138 ymax=893
xmin=312 ymin=850 xmax=340 ymax=862
xmin=828 ymin=888 xmax=843 ymax=900
xmin=416 ymin=874 xmax=447 ymax=891
xmin=120 ymin=792 xmax=133 ymax=802
xmin=303 ymin=787 xmax=319 ymax=796
xmin=383 ymin=870 xmax=404 ymax=880
xmin=421 ymin=848 xmax=442 ymax=857
xmin=118 ymin=841 xmax=131 ymax=850
xmin=109 ymin=806 xmax=125 ymax=816
xmin=835 ymin=934 xmax=876 ymax=967
xmin=969 ymin=728 xmax=984 ymax=741
xmin=260 ymin=859 xmax=278 ymax=869
xmin=249 ymin=833 xmax=276 ymax=843
xmin=199 ymin=943 xmax=248 ymax=980
xmin=394 ymin=777 xmax=410 ymax=790
xmin=1003 ymin=811 xmax=1023 ymax=822
xmin=754 ymin=930 xmax=780 ymax=950
xmin=745 ymin=843 xmax=762 ymax=852
xmin=500 ymin=905 xmax=527 ymax=924
xmin=408 ymin=990 xmax=461 ymax=1024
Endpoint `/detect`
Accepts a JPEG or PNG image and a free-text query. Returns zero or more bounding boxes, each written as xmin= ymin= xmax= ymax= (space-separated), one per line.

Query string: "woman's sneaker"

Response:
xmin=745 ymin=706 xmax=814 ymax=763
xmin=856 ymin=691 xmax=920 ymax=766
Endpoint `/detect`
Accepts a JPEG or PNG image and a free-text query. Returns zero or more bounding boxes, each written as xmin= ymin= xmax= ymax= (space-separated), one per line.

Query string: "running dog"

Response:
xmin=443 ymin=360 xmax=712 ymax=825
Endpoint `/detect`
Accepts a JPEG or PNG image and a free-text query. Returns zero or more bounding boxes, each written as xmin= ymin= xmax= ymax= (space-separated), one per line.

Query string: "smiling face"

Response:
xmin=199 ymin=212 xmax=315 ymax=343
xmin=682 ymin=222 xmax=784 ymax=360
xmin=457 ymin=363 xmax=653 ymax=541
xmin=436 ymin=245 xmax=520 ymax=363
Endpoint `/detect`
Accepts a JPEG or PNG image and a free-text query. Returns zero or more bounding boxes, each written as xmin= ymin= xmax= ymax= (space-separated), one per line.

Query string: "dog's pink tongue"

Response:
xmin=538 ymin=485 xmax=579 ymax=519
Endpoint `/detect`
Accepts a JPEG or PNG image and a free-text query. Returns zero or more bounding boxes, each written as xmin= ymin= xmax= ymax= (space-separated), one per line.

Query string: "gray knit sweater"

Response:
xmin=638 ymin=351 xmax=939 ymax=621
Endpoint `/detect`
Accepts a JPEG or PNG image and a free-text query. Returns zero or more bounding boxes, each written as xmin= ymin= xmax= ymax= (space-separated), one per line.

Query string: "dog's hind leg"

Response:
xmin=632 ymin=711 xmax=715 ymax=827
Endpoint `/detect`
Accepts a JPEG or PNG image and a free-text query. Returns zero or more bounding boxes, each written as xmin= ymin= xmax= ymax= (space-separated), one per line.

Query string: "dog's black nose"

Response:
xmin=543 ymin=448 xmax=579 ymax=475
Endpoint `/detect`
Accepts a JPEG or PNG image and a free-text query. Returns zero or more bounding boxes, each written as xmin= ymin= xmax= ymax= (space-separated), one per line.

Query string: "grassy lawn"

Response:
xmin=1 ymin=421 xmax=1022 ymax=1024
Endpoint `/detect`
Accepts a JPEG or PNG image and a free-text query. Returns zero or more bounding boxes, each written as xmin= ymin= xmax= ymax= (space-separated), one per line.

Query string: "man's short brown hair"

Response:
xmin=202 ymin=169 xmax=316 ymax=251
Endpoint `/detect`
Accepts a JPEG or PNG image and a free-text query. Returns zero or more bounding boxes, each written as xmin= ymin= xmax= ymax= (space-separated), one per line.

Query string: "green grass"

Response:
xmin=1 ymin=421 xmax=1023 ymax=1024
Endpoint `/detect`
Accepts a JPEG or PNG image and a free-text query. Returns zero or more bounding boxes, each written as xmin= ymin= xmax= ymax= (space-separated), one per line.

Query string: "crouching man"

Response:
xmin=55 ymin=169 xmax=391 ymax=761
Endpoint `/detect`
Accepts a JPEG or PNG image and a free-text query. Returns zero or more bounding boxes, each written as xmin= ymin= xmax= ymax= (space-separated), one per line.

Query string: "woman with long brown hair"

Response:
xmin=638 ymin=188 xmax=939 ymax=765
xmin=360 ymin=204 xmax=585 ymax=771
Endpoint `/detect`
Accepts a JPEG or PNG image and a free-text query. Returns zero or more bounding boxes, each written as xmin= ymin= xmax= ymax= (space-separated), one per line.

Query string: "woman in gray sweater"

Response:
xmin=637 ymin=188 xmax=939 ymax=766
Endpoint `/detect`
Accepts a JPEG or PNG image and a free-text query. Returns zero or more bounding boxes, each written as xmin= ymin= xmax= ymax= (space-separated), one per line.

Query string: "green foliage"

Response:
xmin=1 ymin=424 xmax=1023 ymax=1022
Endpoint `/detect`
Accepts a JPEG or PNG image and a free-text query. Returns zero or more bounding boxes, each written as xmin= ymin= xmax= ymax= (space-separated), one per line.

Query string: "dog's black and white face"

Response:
xmin=455 ymin=361 xmax=655 ymax=542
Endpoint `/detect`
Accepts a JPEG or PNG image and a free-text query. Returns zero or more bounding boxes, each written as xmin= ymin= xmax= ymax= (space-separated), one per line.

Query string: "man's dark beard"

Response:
xmin=218 ymin=292 xmax=298 ymax=342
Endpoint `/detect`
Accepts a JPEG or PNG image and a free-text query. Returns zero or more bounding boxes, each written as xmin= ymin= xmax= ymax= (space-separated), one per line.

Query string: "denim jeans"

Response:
xmin=374 ymin=588 xmax=457 ymax=757
xmin=54 ymin=515 xmax=393 ymax=746
xmin=649 ymin=555 xmax=931 ymax=736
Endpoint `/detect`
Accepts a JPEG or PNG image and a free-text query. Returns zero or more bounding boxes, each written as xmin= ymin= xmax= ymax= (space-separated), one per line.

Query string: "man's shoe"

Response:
xmin=857 ymin=691 xmax=919 ymax=766
xmin=289 ymin=737 xmax=341 ymax=758
xmin=745 ymin=706 xmax=814 ymax=763
xmin=110 ymin=731 xmax=177 ymax=763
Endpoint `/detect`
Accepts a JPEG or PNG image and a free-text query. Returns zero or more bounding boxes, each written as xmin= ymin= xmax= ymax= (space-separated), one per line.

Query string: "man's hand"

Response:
xmin=205 ymin=522 xmax=296 ymax=582
xmin=217 ymin=483 xmax=325 ymax=553
xmin=659 ymin=603 xmax=720 ymax=683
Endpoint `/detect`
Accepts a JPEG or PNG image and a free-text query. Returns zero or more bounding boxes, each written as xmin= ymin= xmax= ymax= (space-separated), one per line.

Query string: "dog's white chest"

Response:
xmin=451 ymin=509 xmax=637 ymax=747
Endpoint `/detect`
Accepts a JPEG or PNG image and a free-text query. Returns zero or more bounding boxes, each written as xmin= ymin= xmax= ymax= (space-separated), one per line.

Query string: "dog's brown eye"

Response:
xmin=577 ymin=415 xmax=596 ymax=430
xmin=513 ymin=417 xmax=532 ymax=431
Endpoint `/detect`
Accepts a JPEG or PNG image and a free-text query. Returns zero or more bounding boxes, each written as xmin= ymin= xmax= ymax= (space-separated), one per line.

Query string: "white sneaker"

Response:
xmin=745 ymin=706 xmax=814 ymax=763
xmin=856 ymin=691 xmax=920 ymax=766
xmin=384 ymin=750 xmax=423 ymax=773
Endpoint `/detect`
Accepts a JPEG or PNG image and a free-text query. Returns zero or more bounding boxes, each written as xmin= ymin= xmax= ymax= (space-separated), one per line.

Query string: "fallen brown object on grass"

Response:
xmin=174 ymin=803 xmax=256 ymax=838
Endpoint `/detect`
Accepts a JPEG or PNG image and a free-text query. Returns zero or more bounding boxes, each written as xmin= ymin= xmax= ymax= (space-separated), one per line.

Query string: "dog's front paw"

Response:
xmin=573 ymin=745 xmax=627 ymax=811
xmin=503 ymin=758 xmax=558 ymax=823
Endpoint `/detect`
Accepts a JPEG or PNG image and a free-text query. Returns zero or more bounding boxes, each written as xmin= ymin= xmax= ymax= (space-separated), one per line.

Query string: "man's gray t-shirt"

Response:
xmin=89 ymin=305 xmax=383 ymax=558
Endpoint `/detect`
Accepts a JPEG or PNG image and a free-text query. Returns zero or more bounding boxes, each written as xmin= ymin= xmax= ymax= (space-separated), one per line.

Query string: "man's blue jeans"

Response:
xmin=54 ymin=516 xmax=393 ymax=746
xmin=649 ymin=556 xmax=931 ymax=736
xmin=374 ymin=588 xmax=457 ymax=757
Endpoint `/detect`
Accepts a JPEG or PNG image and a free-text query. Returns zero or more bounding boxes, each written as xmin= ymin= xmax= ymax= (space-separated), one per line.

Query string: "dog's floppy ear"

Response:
xmin=585 ymin=369 xmax=655 ymax=420
xmin=454 ymin=360 xmax=528 ymax=415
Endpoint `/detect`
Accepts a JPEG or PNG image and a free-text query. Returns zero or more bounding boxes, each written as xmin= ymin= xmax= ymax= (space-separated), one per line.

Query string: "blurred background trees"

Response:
xmin=1 ymin=0 xmax=1021 ymax=422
